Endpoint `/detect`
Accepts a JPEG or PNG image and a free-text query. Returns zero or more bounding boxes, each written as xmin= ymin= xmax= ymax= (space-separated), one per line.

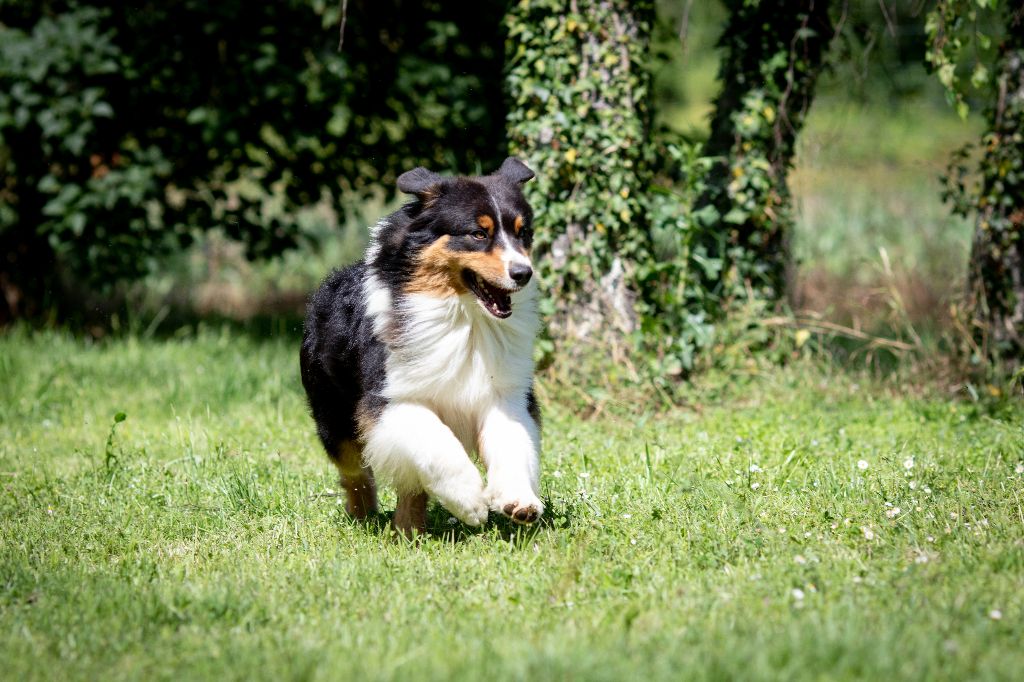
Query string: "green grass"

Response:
xmin=2 ymin=328 xmax=1023 ymax=680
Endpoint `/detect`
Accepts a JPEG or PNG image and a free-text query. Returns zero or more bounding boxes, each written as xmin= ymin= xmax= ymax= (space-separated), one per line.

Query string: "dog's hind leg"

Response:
xmin=362 ymin=402 xmax=488 ymax=527
xmin=392 ymin=490 xmax=428 ymax=538
xmin=335 ymin=440 xmax=378 ymax=519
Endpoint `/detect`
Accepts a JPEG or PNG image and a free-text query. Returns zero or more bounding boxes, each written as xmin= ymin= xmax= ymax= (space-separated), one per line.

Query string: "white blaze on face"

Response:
xmin=487 ymin=190 xmax=532 ymax=286
xmin=498 ymin=231 xmax=532 ymax=284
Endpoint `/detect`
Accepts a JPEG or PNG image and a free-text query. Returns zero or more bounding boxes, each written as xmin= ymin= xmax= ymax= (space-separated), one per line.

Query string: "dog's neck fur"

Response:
xmin=362 ymin=264 xmax=538 ymax=412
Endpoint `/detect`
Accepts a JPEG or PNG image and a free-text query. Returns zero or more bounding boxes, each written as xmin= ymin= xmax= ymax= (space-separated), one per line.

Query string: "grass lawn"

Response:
xmin=1 ymin=328 xmax=1022 ymax=681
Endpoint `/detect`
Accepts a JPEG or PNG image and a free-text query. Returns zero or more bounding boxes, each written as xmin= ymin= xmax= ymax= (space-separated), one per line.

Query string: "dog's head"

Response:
xmin=375 ymin=157 xmax=536 ymax=319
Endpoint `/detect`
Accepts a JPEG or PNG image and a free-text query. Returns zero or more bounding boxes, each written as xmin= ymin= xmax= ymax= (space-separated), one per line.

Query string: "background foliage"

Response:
xmin=0 ymin=0 xmax=507 ymax=319
xmin=927 ymin=0 xmax=1023 ymax=370
xmin=506 ymin=0 xmax=655 ymax=343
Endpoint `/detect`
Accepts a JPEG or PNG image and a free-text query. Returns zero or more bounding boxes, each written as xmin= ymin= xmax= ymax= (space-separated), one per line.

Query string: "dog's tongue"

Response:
xmin=479 ymin=280 xmax=512 ymax=318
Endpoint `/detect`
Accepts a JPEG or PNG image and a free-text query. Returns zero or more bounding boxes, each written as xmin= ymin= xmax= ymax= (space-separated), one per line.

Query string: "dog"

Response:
xmin=300 ymin=157 xmax=543 ymax=536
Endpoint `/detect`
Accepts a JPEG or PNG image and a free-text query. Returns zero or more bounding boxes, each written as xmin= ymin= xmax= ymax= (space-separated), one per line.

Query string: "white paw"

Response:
xmin=486 ymin=486 xmax=544 ymax=525
xmin=428 ymin=471 xmax=488 ymax=526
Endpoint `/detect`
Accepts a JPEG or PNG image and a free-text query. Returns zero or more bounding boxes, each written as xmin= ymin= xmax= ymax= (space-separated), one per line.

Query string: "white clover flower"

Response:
xmin=908 ymin=480 xmax=917 ymax=490
xmin=903 ymin=457 xmax=915 ymax=470
xmin=749 ymin=464 xmax=762 ymax=473
xmin=791 ymin=588 xmax=805 ymax=600
xmin=1015 ymin=463 xmax=1024 ymax=474
xmin=989 ymin=609 xmax=1002 ymax=620
xmin=794 ymin=554 xmax=807 ymax=565
xmin=886 ymin=507 xmax=901 ymax=518
xmin=750 ymin=482 xmax=761 ymax=490
xmin=857 ymin=459 xmax=869 ymax=470
xmin=861 ymin=526 xmax=875 ymax=540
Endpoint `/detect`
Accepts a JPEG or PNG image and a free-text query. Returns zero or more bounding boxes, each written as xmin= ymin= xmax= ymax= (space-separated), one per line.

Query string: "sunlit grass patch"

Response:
xmin=1 ymin=329 xmax=1022 ymax=680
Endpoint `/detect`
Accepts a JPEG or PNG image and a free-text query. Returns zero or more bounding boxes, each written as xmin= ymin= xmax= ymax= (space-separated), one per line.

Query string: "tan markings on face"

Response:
xmin=513 ymin=215 xmax=523 ymax=235
xmin=477 ymin=215 xmax=495 ymax=236
xmin=405 ymin=235 xmax=468 ymax=297
xmin=406 ymin=236 xmax=512 ymax=297
xmin=450 ymin=248 xmax=509 ymax=286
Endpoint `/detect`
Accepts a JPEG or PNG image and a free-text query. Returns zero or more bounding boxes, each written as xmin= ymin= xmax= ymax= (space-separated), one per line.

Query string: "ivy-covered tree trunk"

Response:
xmin=964 ymin=23 xmax=1024 ymax=370
xmin=693 ymin=0 xmax=833 ymax=305
xmin=505 ymin=0 xmax=653 ymax=340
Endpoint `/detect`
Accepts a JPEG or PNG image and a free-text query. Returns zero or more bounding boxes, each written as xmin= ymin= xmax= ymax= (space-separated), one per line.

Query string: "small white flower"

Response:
xmin=791 ymin=588 xmax=805 ymax=600
xmin=908 ymin=480 xmax=917 ymax=490
xmin=552 ymin=470 xmax=563 ymax=478
xmin=578 ymin=472 xmax=590 ymax=479
xmin=886 ymin=507 xmax=901 ymax=519
xmin=778 ymin=527 xmax=787 ymax=534
xmin=852 ymin=575 xmax=863 ymax=584
xmin=749 ymin=464 xmax=762 ymax=473
xmin=861 ymin=526 xmax=875 ymax=540
xmin=914 ymin=552 xmax=929 ymax=564
xmin=630 ymin=538 xmax=637 ymax=545
xmin=448 ymin=517 xmax=458 ymax=525
xmin=927 ymin=535 xmax=935 ymax=542
xmin=750 ymin=482 xmax=761 ymax=490
xmin=989 ymin=609 xmax=1002 ymax=620
xmin=621 ymin=513 xmax=632 ymax=519
xmin=903 ymin=457 xmax=915 ymax=470
xmin=857 ymin=459 xmax=869 ymax=470
xmin=1015 ymin=463 xmax=1024 ymax=474
xmin=794 ymin=554 xmax=807 ymax=565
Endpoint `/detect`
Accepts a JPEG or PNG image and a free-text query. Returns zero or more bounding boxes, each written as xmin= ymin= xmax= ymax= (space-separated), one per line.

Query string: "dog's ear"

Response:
xmin=496 ymin=157 xmax=535 ymax=184
xmin=397 ymin=167 xmax=444 ymax=199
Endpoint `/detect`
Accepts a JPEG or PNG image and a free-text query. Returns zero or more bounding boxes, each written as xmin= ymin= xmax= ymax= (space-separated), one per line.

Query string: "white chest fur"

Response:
xmin=362 ymin=271 xmax=538 ymax=451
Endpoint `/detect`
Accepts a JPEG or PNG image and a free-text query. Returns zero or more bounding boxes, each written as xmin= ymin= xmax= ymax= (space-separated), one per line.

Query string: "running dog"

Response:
xmin=300 ymin=157 xmax=542 ymax=535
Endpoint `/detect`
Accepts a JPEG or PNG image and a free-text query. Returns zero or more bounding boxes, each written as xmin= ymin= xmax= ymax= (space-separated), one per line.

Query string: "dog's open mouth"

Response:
xmin=462 ymin=270 xmax=513 ymax=318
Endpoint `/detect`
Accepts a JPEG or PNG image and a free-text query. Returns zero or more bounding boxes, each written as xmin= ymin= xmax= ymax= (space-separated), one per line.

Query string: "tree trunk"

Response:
xmin=965 ymin=23 xmax=1024 ymax=371
xmin=693 ymin=0 xmax=833 ymax=305
xmin=505 ymin=0 xmax=653 ymax=342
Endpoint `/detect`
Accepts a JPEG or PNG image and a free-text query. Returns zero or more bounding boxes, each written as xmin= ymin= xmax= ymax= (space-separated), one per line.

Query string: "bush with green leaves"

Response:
xmin=691 ymin=0 xmax=834 ymax=306
xmin=0 ymin=0 xmax=507 ymax=320
xmin=505 ymin=0 xmax=655 ymax=343
xmin=927 ymin=0 xmax=1023 ymax=372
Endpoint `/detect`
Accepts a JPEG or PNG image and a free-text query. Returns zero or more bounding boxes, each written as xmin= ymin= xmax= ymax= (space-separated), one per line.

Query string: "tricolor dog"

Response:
xmin=300 ymin=158 xmax=543 ymax=535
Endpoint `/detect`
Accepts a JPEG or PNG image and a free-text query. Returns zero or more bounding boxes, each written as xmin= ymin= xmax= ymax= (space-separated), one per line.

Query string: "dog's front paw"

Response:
xmin=429 ymin=472 xmax=488 ymax=527
xmin=486 ymin=487 xmax=544 ymax=525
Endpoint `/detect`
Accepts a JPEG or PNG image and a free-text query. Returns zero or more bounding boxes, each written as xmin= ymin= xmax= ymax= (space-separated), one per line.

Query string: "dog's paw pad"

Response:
xmin=498 ymin=500 xmax=541 ymax=525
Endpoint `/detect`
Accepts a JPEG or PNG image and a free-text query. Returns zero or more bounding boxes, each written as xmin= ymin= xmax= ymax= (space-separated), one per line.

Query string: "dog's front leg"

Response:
xmin=363 ymin=402 xmax=488 ymax=528
xmin=479 ymin=400 xmax=543 ymax=524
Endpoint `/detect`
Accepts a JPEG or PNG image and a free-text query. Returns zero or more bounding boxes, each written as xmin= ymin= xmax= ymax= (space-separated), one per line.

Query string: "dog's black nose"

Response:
xmin=509 ymin=263 xmax=533 ymax=286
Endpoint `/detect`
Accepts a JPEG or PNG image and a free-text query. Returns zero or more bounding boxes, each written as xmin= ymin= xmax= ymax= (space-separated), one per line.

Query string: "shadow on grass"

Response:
xmin=333 ymin=493 xmax=576 ymax=546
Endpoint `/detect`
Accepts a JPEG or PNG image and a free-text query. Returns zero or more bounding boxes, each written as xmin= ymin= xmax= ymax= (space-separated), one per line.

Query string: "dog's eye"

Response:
xmin=470 ymin=229 xmax=488 ymax=241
